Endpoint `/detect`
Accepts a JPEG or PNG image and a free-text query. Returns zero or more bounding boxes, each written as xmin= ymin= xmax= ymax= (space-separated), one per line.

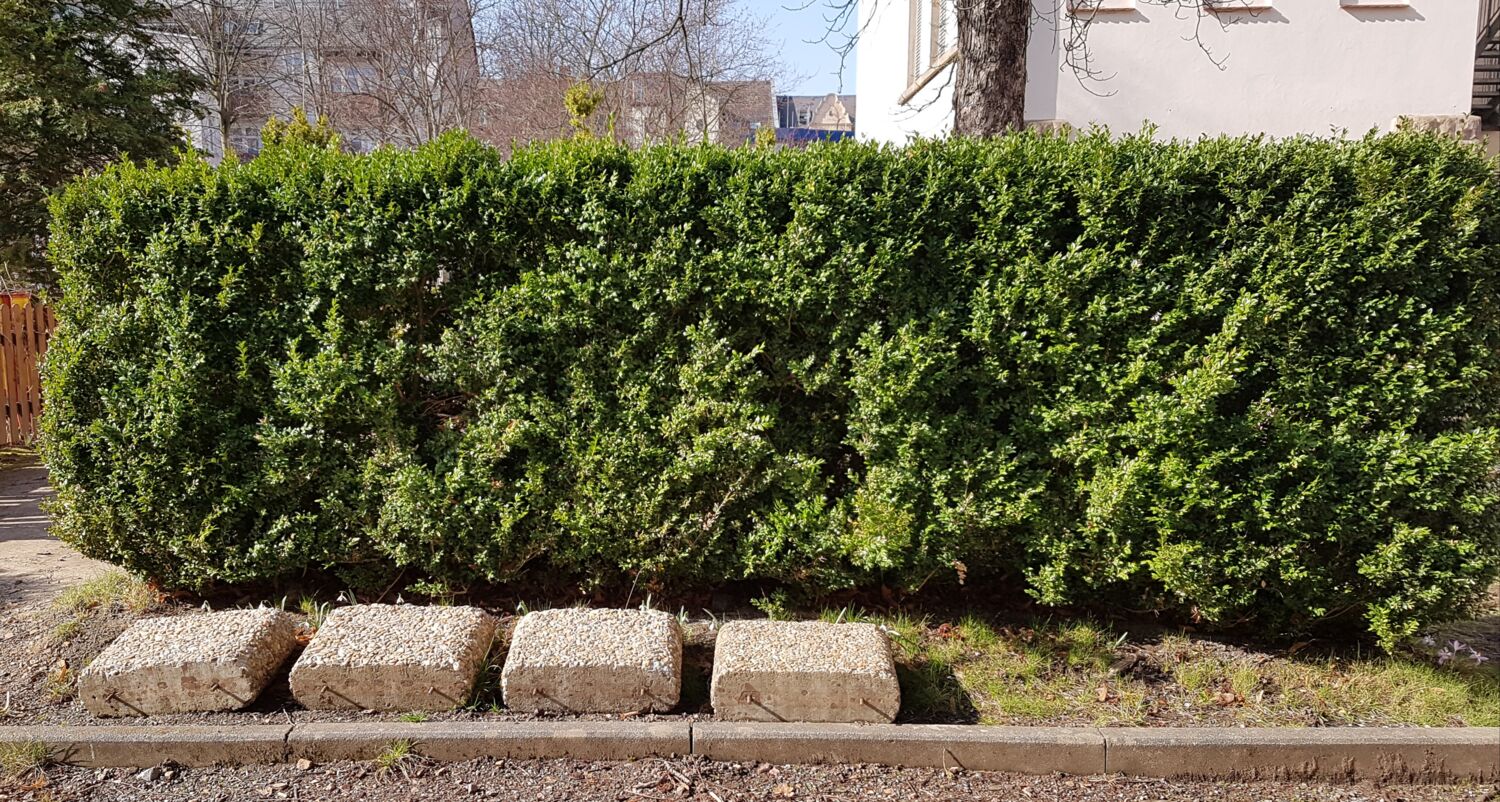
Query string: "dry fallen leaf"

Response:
xmin=1213 ymin=691 xmax=1243 ymax=707
xmin=772 ymin=783 xmax=795 ymax=798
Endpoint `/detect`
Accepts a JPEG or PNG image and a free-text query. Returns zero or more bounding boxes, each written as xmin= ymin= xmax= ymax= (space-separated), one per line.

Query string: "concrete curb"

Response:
xmin=288 ymin=721 xmax=691 ymax=763
xmin=1104 ymin=727 xmax=1500 ymax=782
xmin=692 ymin=723 xmax=1103 ymax=774
xmin=0 ymin=725 xmax=293 ymax=768
xmin=1 ymin=723 xmax=1495 ymax=782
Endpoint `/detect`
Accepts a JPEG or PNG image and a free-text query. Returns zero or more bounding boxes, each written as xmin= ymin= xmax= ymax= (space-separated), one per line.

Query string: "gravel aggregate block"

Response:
xmin=502 ymin=608 xmax=682 ymax=713
xmin=710 ymin=620 xmax=900 ymax=723
xmin=289 ymin=604 xmax=497 ymax=712
xmin=77 ymin=608 xmax=298 ymax=717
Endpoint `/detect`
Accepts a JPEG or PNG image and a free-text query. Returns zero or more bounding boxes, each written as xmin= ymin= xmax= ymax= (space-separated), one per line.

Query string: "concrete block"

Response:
xmin=502 ymin=608 xmax=681 ymax=713
xmin=289 ymin=604 xmax=496 ymax=712
xmin=1394 ymin=114 xmax=1483 ymax=141
xmin=692 ymin=723 xmax=1106 ymax=773
xmin=78 ymin=608 xmax=298 ymax=717
xmin=1104 ymin=727 xmax=1500 ymax=782
xmin=288 ymin=721 xmax=691 ymax=763
xmin=710 ymin=621 xmax=899 ymax=723
xmin=0 ymin=725 xmax=292 ymax=767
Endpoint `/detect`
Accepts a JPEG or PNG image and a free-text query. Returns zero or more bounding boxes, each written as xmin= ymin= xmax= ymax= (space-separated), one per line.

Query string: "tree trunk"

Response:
xmin=953 ymin=0 xmax=1031 ymax=136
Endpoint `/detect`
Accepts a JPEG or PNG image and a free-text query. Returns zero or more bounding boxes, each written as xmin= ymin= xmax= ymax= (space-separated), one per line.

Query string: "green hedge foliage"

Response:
xmin=42 ymin=131 xmax=1500 ymax=647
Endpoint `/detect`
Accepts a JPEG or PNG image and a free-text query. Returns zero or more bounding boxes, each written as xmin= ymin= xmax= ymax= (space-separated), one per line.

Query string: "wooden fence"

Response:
xmin=0 ymin=293 xmax=56 ymax=446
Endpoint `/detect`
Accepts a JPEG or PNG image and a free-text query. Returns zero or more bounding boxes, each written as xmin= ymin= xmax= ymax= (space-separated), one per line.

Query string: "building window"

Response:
xmin=224 ymin=18 xmax=265 ymax=35
xmin=931 ymin=0 xmax=954 ymax=61
xmin=796 ymin=108 xmax=811 ymax=126
xmin=226 ymin=74 xmax=260 ymax=92
xmin=330 ymin=64 xmax=377 ymax=94
xmin=344 ymin=131 xmax=376 ymax=154
xmin=1068 ymin=0 xmax=1137 ymax=11
xmin=228 ymin=125 xmax=262 ymax=158
xmin=903 ymin=0 xmax=957 ymax=104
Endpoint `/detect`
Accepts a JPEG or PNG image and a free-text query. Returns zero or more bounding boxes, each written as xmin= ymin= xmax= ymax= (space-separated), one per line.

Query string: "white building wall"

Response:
xmin=856 ymin=0 xmax=1478 ymax=143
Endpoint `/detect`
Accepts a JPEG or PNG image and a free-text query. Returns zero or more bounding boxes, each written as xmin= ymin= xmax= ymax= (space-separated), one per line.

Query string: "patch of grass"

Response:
xmin=1155 ymin=640 xmax=1500 ymax=727
xmin=1228 ymin=665 xmax=1263 ymax=700
xmin=53 ymin=571 xmax=158 ymax=615
xmin=896 ymin=660 xmax=974 ymax=721
xmin=44 ymin=662 xmax=74 ymax=702
xmin=751 ymin=590 xmax=794 ymax=621
xmin=827 ymin=611 xmax=1500 ymax=727
xmin=1172 ymin=660 xmax=1219 ymax=695
xmin=1267 ymin=657 xmax=1500 ymax=727
xmin=50 ymin=617 xmax=82 ymax=643
xmin=0 ymin=740 xmax=48 ymax=778
xmin=397 ymin=711 xmax=429 ymax=723
xmin=296 ymin=597 xmax=333 ymax=631
xmin=464 ymin=627 xmax=509 ymax=712
xmin=373 ymin=739 xmax=415 ymax=775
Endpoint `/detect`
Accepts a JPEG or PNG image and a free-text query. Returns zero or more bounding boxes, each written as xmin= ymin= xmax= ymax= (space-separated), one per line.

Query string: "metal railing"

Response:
xmin=1475 ymin=0 xmax=1500 ymax=118
xmin=1481 ymin=0 xmax=1500 ymax=51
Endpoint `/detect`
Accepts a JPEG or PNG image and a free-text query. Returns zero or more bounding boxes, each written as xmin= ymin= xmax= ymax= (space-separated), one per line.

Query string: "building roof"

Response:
xmin=776 ymin=93 xmax=856 ymax=131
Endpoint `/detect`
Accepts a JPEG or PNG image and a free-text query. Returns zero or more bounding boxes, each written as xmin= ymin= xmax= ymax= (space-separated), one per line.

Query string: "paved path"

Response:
xmin=0 ymin=454 xmax=110 ymax=607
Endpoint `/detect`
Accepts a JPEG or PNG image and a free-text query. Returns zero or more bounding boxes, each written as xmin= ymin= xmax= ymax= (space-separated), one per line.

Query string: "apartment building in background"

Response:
xmin=776 ymin=94 xmax=856 ymax=133
xmin=154 ymin=0 xmax=481 ymax=162
xmin=773 ymin=93 xmax=856 ymax=147
xmin=857 ymin=0 xmax=1485 ymax=143
xmin=620 ymin=75 xmax=777 ymax=147
xmin=473 ymin=72 xmax=777 ymax=151
xmin=157 ymin=2 xmax=780 ymax=159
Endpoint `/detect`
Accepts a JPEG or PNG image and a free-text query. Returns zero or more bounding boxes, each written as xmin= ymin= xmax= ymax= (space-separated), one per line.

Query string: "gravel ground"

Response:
xmin=4 ymin=757 xmax=1497 ymax=802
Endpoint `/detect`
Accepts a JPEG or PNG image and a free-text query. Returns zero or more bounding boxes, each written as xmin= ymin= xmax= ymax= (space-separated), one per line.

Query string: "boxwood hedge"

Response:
xmin=42 ymin=130 xmax=1500 ymax=647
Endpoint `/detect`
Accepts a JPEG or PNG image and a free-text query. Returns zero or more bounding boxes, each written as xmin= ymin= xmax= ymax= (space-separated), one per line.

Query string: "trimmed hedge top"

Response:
xmin=42 ymin=131 xmax=1500 ymax=647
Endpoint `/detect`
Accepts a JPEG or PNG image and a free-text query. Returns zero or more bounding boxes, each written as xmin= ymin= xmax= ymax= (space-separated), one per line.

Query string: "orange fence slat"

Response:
xmin=0 ymin=294 xmax=56 ymax=446
xmin=1 ymin=301 xmax=19 ymax=445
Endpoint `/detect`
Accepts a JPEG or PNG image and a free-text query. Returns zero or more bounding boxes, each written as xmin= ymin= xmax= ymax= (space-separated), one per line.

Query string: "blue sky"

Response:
xmin=760 ymin=1 xmax=857 ymax=95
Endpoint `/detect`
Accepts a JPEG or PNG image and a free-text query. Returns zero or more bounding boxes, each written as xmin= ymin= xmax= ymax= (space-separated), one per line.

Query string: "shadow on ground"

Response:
xmin=0 ymin=453 xmax=110 ymax=607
